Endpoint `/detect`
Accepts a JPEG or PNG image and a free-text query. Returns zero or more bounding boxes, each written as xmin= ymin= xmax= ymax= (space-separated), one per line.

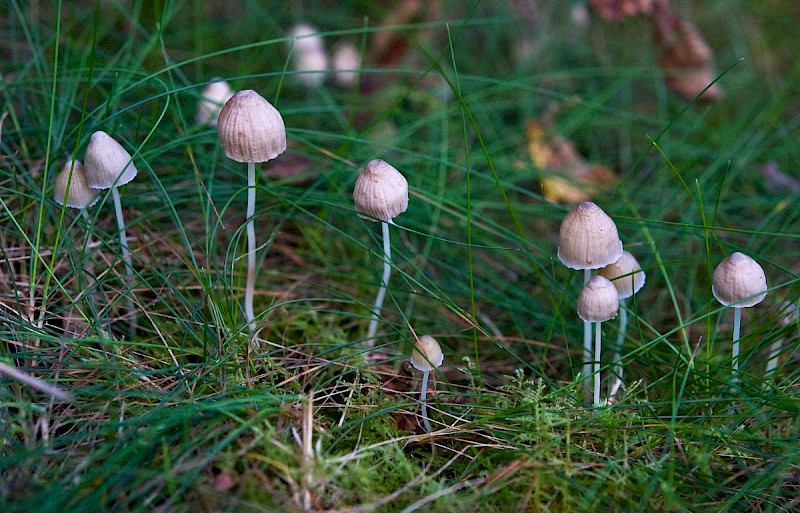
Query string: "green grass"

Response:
xmin=1 ymin=0 xmax=799 ymax=511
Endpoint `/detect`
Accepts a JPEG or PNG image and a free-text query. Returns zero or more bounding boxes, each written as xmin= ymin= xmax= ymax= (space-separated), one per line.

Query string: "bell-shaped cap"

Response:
xmin=599 ymin=251 xmax=645 ymax=299
xmin=410 ymin=335 xmax=444 ymax=372
xmin=353 ymin=159 xmax=408 ymax=222
xmin=557 ymin=201 xmax=623 ymax=270
xmin=217 ymin=89 xmax=287 ymax=163
xmin=577 ymin=275 xmax=620 ymax=322
xmin=712 ymin=252 xmax=767 ymax=308
xmin=54 ymin=159 xmax=98 ymax=209
xmin=84 ymin=131 xmax=138 ymax=190
xmin=196 ymin=79 xmax=234 ymax=127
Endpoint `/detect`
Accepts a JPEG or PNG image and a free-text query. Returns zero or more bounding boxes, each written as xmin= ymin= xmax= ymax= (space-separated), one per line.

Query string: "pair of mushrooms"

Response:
xmin=54 ymin=131 xmax=139 ymax=334
xmin=558 ymin=201 xmax=645 ymax=405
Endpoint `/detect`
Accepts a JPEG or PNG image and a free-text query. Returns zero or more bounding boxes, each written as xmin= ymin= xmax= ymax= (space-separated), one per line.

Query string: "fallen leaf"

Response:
xmin=526 ymin=117 xmax=616 ymax=204
xmin=652 ymin=5 xmax=722 ymax=101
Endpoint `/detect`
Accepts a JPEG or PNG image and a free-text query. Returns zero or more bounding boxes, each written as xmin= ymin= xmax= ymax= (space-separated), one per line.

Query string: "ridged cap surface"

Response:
xmin=54 ymin=159 xmax=98 ymax=209
xmin=712 ymin=252 xmax=767 ymax=308
xmin=218 ymin=90 xmax=287 ymax=163
xmin=577 ymin=275 xmax=620 ymax=322
xmin=410 ymin=335 xmax=444 ymax=372
xmin=599 ymin=251 xmax=645 ymax=299
xmin=84 ymin=131 xmax=138 ymax=189
xmin=557 ymin=201 xmax=623 ymax=270
xmin=353 ymin=159 xmax=408 ymax=222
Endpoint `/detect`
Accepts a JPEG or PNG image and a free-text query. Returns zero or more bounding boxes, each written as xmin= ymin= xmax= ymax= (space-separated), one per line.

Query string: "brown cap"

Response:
xmin=599 ymin=251 xmax=645 ymax=299
xmin=410 ymin=335 xmax=444 ymax=372
xmin=353 ymin=159 xmax=409 ymax=222
xmin=712 ymin=252 xmax=767 ymax=308
xmin=84 ymin=131 xmax=138 ymax=190
xmin=577 ymin=275 xmax=620 ymax=322
xmin=217 ymin=90 xmax=287 ymax=163
xmin=557 ymin=201 xmax=623 ymax=270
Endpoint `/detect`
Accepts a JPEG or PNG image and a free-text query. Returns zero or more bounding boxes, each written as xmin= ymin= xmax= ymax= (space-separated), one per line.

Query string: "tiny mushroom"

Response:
xmin=218 ymin=89 xmax=286 ymax=332
xmin=577 ymin=275 xmax=619 ymax=405
xmin=599 ymin=250 xmax=645 ymax=397
xmin=353 ymin=159 xmax=409 ymax=345
xmin=410 ymin=335 xmax=444 ymax=433
xmin=196 ymin=79 xmax=234 ymax=127
xmin=287 ymin=23 xmax=328 ymax=88
xmin=332 ymin=42 xmax=361 ymax=88
xmin=712 ymin=252 xmax=768 ymax=381
xmin=54 ymin=159 xmax=98 ymax=210
xmin=84 ymin=131 xmax=138 ymax=334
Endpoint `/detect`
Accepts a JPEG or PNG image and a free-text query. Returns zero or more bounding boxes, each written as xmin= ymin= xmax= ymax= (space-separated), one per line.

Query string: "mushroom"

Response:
xmin=54 ymin=158 xmax=98 ymax=246
xmin=599 ymin=250 xmax=645 ymax=396
xmin=218 ymin=89 xmax=287 ymax=332
xmin=332 ymin=42 xmax=361 ymax=88
xmin=287 ymin=23 xmax=328 ymax=88
xmin=353 ymin=159 xmax=408 ymax=345
xmin=196 ymin=79 xmax=234 ymax=127
xmin=712 ymin=252 xmax=768 ymax=382
xmin=410 ymin=335 xmax=444 ymax=433
xmin=84 ymin=131 xmax=138 ymax=334
xmin=557 ymin=201 xmax=623 ymax=392
xmin=577 ymin=275 xmax=620 ymax=405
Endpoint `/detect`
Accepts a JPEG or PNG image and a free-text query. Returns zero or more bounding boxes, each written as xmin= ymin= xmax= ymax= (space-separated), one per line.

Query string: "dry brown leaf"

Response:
xmin=526 ymin=119 xmax=616 ymax=204
xmin=653 ymin=6 xmax=722 ymax=101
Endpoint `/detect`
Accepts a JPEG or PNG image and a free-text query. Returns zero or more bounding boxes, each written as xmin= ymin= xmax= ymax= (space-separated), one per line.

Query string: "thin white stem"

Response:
xmin=420 ymin=369 xmax=432 ymax=433
xmin=112 ymin=186 xmax=136 ymax=337
xmin=609 ymin=299 xmax=627 ymax=396
xmin=245 ymin=161 xmax=257 ymax=332
xmin=366 ymin=220 xmax=392 ymax=346
xmin=765 ymin=339 xmax=783 ymax=377
xmin=80 ymin=209 xmax=93 ymax=249
xmin=583 ymin=268 xmax=592 ymax=388
xmin=594 ymin=321 xmax=602 ymax=406
xmin=731 ymin=307 xmax=741 ymax=383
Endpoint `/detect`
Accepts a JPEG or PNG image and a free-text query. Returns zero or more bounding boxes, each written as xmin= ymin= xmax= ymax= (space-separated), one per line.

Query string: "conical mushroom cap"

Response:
xmin=712 ymin=252 xmax=767 ymax=308
xmin=353 ymin=159 xmax=408 ymax=222
xmin=557 ymin=201 xmax=623 ymax=270
xmin=196 ymin=79 xmax=234 ymax=127
xmin=218 ymin=89 xmax=287 ymax=163
xmin=410 ymin=335 xmax=444 ymax=372
xmin=577 ymin=275 xmax=620 ymax=322
xmin=599 ymin=251 xmax=645 ymax=299
xmin=84 ymin=131 xmax=138 ymax=189
xmin=54 ymin=159 xmax=98 ymax=209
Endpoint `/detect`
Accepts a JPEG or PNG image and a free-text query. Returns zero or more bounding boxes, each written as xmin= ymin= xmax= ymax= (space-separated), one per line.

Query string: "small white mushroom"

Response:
xmin=599 ymin=251 xmax=646 ymax=396
xmin=218 ymin=89 xmax=287 ymax=332
xmin=410 ymin=335 xmax=444 ymax=433
xmin=577 ymin=275 xmax=619 ymax=405
xmin=196 ymin=79 xmax=234 ymax=127
xmin=712 ymin=252 xmax=768 ymax=382
xmin=353 ymin=159 xmax=409 ymax=345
